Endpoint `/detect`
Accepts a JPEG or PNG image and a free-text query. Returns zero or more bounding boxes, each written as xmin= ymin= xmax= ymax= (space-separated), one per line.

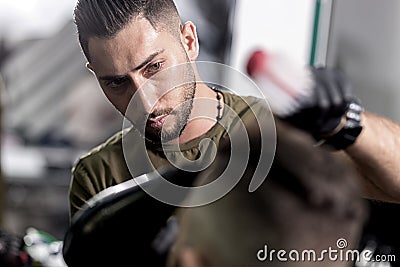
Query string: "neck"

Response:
xmin=173 ymin=82 xmax=224 ymax=144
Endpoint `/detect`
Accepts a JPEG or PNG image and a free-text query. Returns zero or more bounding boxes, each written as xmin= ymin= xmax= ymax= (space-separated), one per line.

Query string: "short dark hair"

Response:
xmin=74 ymin=0 xmax=181 ymax=62
xmin=170 ymin=120 xmax=367 ymax=267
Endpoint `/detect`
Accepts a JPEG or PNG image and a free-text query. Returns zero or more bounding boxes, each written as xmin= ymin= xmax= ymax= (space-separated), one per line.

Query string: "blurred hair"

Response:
xmin=74 ymin=0 xmax=181 ymax=62
xmin=169 ymin=120 xmax=368 ymax=267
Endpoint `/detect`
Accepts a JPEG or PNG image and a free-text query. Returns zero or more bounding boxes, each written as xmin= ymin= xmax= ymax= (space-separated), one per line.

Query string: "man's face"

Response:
xmin=87 ymin=17 xmax=198 ymax=143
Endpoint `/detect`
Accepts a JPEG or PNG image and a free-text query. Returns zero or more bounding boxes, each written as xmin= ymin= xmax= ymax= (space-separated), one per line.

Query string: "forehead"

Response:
xmin=88 ymin=17 xmax=176 ymax=75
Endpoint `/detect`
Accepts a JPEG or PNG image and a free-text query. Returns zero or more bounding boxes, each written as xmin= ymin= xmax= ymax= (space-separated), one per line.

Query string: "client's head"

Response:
xmin=168 ymin=120 xmax=367 ymax=267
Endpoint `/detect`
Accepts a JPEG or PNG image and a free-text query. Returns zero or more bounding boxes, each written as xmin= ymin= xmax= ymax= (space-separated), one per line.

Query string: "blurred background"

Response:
xmin=0 ymin=0 xmax=240 ymax=241
xmin=1 ymin=0 xmax=86 ymax=239
xmin=0 ymin=0 xmax=400 ymax=260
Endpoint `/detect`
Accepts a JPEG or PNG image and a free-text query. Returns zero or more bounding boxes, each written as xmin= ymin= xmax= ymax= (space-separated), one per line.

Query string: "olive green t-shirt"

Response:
xmin=69 ymin=91 xmax=265 ymax=218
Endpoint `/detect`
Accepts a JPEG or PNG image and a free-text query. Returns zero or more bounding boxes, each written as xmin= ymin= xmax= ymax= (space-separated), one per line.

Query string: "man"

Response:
xmin=68 ymin=3 xmax=271 ymax=265
xmin=69 ymin=0 xmax=265 ymax=218
xmin=67 ymin=0 xmax=400 ymax=266
xmin=70 ymin=0 xmax=400 ymax=218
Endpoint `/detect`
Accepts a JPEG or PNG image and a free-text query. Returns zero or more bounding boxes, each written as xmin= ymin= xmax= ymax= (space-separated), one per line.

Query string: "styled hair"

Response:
xmin=169 ymin=120 xmax=367 ymax=267
xmin=74 ymin=0 xmax=181 ymax=62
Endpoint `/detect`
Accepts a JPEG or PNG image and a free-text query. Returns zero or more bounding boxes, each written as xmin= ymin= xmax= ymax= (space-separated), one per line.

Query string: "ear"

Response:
xmin=180 ymin=21 xmax=199 ymax=61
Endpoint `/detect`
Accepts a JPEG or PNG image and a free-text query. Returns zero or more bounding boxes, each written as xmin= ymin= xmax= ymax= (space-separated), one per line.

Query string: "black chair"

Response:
xmin=63 ymin=168 xmax=197 ymax=267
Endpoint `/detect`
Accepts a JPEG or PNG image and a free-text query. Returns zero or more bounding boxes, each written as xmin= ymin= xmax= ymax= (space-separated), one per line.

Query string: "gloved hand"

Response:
xmin=246 ymin=50 xmax=363 ymax=150
xmin=283 ymin=67 xmax=363 ymax=149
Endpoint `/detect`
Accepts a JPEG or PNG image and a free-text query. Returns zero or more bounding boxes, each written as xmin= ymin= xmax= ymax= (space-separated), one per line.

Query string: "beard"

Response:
xmin=144 ymin=61 xmax=197 ymax=145
xmin=144 ymin=81 xmax=196 ymax=145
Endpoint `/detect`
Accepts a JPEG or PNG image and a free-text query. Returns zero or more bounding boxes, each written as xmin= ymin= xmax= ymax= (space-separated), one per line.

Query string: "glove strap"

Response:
xmin=318 ymin=101 xmax=364 ymax=150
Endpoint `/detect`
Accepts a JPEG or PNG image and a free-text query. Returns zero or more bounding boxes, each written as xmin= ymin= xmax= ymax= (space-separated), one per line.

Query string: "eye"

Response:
xmin=106 ymin=77 xmax=129 ymax=88
xmin=144 ymin=61 xmax=164 ymax=77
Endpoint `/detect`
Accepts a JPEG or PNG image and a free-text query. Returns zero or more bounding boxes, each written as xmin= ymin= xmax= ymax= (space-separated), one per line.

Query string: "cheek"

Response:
xmin=162 ymin=87 xmax=186 ymax=102
xmin=103 ymin=89 xmax=133 ymax=114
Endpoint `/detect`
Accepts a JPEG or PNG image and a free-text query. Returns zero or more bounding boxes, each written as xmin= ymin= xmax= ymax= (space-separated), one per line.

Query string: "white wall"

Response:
xmin=226 ymin=0 xmax=316 ymax=96
xmin=230 ymin=0 xmax=316 ymax=72
xmin=327 ymin=0 xmax=400 ymax=122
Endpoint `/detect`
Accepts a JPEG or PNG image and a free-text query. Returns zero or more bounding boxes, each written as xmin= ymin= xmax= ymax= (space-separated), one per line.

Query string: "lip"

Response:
xmin=146 ymin=114 xmax=168 ymax=129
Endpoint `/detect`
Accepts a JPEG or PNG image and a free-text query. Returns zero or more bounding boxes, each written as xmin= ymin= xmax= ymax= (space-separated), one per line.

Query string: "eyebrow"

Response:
xmin=99 ymin=49 xmax=165 ymax=81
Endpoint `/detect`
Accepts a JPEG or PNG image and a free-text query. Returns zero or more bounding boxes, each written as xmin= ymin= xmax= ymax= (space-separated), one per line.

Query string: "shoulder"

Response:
xmin=79 ymin=128 xmax=128 ymax=160
xmin=221 ymin=91 xmax=266 ymax=123
xmin=222 ymin=91 xmax=264 ymax=113
xmin=69 ymin=129 xmax=132 ymax=217
xmin=72 ymin=128 xmax=130 ymax=177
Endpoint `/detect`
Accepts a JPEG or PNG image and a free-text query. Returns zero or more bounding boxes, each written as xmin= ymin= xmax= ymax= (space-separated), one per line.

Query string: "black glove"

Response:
xmin=283 ymin=67 xmax=363 ymax=150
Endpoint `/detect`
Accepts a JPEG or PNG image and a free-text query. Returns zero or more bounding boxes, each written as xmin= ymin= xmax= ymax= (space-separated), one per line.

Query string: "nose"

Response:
xmin=129 ymin=74 xmax=158 ymax=115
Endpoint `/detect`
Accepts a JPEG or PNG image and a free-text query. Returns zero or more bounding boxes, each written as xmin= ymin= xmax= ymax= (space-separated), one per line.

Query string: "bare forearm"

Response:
xmin=345 ymin=112 xmax=400 ymax=202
